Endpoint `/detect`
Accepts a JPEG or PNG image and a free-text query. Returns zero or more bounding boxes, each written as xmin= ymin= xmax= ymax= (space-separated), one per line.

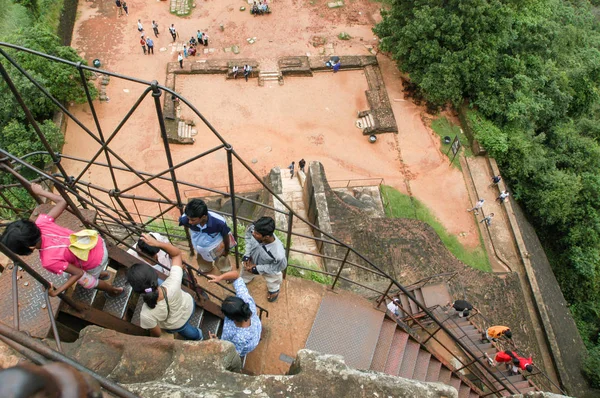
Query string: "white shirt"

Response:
xmin=140 ymin=266 xmax=194 ymax=330
xmin=126 ymin=232 xmax=171 ymax=275
xmin=137 ymin=21 xmax=143 ymax=30
xmin=178 ymin=54 xmax=183 ymax=62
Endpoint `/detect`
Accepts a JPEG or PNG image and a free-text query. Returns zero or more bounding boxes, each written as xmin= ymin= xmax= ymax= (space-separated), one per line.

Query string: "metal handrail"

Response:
xmin=0 ymin=322 xmax=140 ymax=398
xmin=0 ymin=43 xmax=554 ymax=396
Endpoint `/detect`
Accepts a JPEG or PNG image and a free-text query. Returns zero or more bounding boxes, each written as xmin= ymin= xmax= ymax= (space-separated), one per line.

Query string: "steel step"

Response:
xmin=407 ymin=293 xmax=419 ymax=315
xmin=384 ymin=330 xmax=409 ymax=375
xmin=398 ymin=339 xmax=420 ymax=378
xmin=102 ymin=268 xmax=133 ymax=318
xmin=189 ymin=306 xmax=205 ymax=328
xmin=412 ymin=349 xmax=431 ymax=381
xmin=370 ymin=319 xmax=397 ymax=372
xmin=72 ymin=262 xmax=108 ymax=306
xmin=413 ymin=288 xmax=425 ymax=306
xmin=459 ymin=383 xmax=472 ymax=398
xmin=448 ymin=376 xmax=462 ymax=393
xmin=425 ymin=358 xmax=442 ymax=382
xmin=438 ymin=367 xmax=452 ymax=385
xmin=399 ymin=294 xmax=411 ymax=317
xmin=200 ymin=311 xmax=222 ymax=340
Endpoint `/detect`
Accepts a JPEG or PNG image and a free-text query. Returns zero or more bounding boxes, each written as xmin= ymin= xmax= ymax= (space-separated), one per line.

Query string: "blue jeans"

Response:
xmin=166 ymin=308 xmax=203 ymax=340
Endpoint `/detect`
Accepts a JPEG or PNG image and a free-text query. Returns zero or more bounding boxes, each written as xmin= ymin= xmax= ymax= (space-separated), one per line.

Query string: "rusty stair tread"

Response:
xmin=468 ymin=390 xmax=480 ymax=398
xmin=407 ymin=293 xmax=420 ymax=315
xmin=370 ymin=319 xmax=397 ymax=372
xmin=413 ymin=288 xmax=425 ymax=305
xmin=102 ymin=268 xmax=133 ymax=319
xmin=412 ymin=349 xmax=431 ymax=381
xmin=398 ymin=293 xmax=411 ymax=317
xmin=448 ymin=376 xmax=462 ymax=393
xmin=425 ymin=358 xmax=443 ymax=382
xmin=384 ymin=330 xmax=409 ymax=375
xmin=458 ymin=383 xmax=472 ymax=398
xmin=398 ymin=339 xmax=421 ymax=379
xmin=438 ymin=367 xmax=452 ymax=385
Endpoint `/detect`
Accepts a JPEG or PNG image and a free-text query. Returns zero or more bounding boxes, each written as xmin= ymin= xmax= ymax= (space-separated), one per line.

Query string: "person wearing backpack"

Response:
xmin=127 ymin=234 xmax=202 ymax=340
xmin=0 ymin=183 xmax=123 ymax=297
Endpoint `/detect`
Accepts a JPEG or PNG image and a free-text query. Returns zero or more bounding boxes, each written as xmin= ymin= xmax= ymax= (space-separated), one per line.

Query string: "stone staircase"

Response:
xmin=355 ymin=112 xmax=375 ymax=131
xmin=277 ymin=169 xmax=322 ymax=269
xmin=177 ymin=121 xmax=197 ymax=140
xmin=258 ymin=71 xmax=283 ymax=86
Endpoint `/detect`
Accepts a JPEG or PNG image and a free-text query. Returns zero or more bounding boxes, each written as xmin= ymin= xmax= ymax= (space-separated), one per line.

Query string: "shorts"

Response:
xmin=77 ymin=240 xmax=109 ymax=289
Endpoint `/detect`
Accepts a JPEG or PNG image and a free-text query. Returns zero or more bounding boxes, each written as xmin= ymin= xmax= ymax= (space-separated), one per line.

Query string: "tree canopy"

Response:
xmin=375 ymin=0 xmax=600 ymax=387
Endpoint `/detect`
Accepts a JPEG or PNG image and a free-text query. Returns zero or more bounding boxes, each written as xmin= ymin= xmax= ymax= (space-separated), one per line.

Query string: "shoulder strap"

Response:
xmin=261 ymin=245 xmax=275 ymax=260
xmin=160 ymin=286 xmax=170 ymax=320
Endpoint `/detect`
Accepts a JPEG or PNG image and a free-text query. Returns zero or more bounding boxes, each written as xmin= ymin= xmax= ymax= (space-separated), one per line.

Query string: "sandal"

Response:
xmin=267 ymin=290 xmax=280 ymax=302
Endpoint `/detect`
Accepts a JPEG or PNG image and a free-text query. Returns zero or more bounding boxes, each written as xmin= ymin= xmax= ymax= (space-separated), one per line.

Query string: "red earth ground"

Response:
xmin=63 ymin=0 xmax=480 ymax=250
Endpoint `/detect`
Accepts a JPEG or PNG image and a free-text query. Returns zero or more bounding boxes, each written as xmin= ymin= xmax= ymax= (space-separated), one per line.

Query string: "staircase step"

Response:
xmin=459 ymin=383 xmax=472 ymax=398
xmin=200 ymin=312 xmax=222 ymax=339
xmin=414 ymin=288 xmax=425 ymax=306
xmin=407 ymin=293 xmax=420 ymax=315
xmin=412 ymin=350 xmax=431 ymax=381
xmin=448 ymin=376 xmax=462 ymax=393
xmin=370 ymin=319 xmax=397 ymax=372
xmin=438 ymin=367 xmax=452 ymax=385
xmin=72 ymin=263 xmax=108 ymax=306
xmin=469 ymin=392 xmax=479 ymax=398
xmin=399 ymin=293 xmax=411 ymax=317
xmin=384 ymin=330 xmax=409 ymax=375
xmin=425 ymin=358 xmax=442 ymax=382
xmin=102 ymin=268 xmax=133 ymax=319
xmin=189 ymin=306 xmax=205 ymax=328
xmin=398 ymin=339 xmax=421 ymax=379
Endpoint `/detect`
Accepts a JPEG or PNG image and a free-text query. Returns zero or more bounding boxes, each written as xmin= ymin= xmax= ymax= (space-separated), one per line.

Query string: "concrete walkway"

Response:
xmin=277 ymin=169 xmax=323 ymax=270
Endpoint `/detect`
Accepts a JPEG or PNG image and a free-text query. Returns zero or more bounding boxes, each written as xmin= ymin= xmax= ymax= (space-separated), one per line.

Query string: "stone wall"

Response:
xmin=61 ymin=326 xmax=460 ymax=398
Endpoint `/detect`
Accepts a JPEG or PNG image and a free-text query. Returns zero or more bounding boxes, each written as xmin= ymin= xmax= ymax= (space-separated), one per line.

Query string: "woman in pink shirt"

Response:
xmin=0 ymin=183 xmax=123 ymax=297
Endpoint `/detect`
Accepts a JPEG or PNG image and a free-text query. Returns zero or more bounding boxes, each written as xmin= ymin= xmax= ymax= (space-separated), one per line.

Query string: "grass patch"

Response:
xmin=380 ymin=185 xmax=491 ymax=272
xmin=287 ymin=259 xmax=333 ymax=285
xmin=430 ymin=117 xmax=472 ymax=169
xmin=145 ymin=218 xmax=186 ymax=240
xmin=39 ymin=0 xmax=66 ymax=33
xmin=0 ymin=1 xmax=31 ymax=39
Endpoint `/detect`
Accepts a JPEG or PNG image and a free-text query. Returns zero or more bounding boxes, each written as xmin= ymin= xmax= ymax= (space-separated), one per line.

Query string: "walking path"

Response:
xmin=463 ymin=155 xmax=560 ymax=388
xmin=276 ymin=169 xmax=323 ymax=269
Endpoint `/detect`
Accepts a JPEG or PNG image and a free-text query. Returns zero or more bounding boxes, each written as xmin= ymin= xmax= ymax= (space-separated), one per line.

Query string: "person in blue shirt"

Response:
xmin=179 ymin=199 xmax=232 ymax=273
xmin=208 ymin=270 xmax=261 ymax=357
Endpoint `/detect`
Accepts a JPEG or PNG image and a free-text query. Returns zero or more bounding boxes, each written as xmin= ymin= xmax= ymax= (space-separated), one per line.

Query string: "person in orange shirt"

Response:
xmin=482 ymin=325 xmax=512 ymax=342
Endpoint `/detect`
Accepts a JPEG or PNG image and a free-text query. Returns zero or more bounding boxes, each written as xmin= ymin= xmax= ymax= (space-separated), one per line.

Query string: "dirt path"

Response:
xmin=66 ymin=0 xmax=480 ymax=250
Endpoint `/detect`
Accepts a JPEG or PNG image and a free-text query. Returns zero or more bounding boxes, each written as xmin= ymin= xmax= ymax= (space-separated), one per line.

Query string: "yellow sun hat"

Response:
xmin=68 ymin=229 xmax=99 ymax=261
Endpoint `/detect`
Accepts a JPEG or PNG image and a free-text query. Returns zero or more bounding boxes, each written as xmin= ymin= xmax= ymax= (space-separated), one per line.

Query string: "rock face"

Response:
xmin=63 ymin=326 xmax=459 ymax=398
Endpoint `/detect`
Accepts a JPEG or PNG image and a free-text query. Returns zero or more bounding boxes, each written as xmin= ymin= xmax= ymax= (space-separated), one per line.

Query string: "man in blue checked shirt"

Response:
xmin=179 ymin=199 xmax=233 ymax=273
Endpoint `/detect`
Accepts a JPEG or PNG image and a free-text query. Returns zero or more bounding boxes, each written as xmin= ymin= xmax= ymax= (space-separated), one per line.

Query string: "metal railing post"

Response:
xmin=330 ymin=247 xmax=351 ymax=290
xmin=12 ymin=266 xmax=19 ymax=330
xmin=376 ymin=280 xmax=395 ymax=307
xmin=226 ymin=149 xmax=240 ymax=269
xmin=150 ymin=81 xmax=193 ymax=253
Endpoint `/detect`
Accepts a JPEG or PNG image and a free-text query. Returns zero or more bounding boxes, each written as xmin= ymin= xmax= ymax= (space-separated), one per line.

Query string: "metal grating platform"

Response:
xmin=200 ymin=312 xmax=222 ymax=340
xmin=189 ymin=306 xmax=205 ymax=328
xmin=131 ymin=298 xmax=144 ymax=326
xmin=0 ymin=264 xmax=68 ymax=338
xmin=305 ymin=291 xmax=384 ymax=370
xmin=102 ymin=269 xmax=133 ymax=318
xmin=421 ymin=283 xmax=452 ymax=308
